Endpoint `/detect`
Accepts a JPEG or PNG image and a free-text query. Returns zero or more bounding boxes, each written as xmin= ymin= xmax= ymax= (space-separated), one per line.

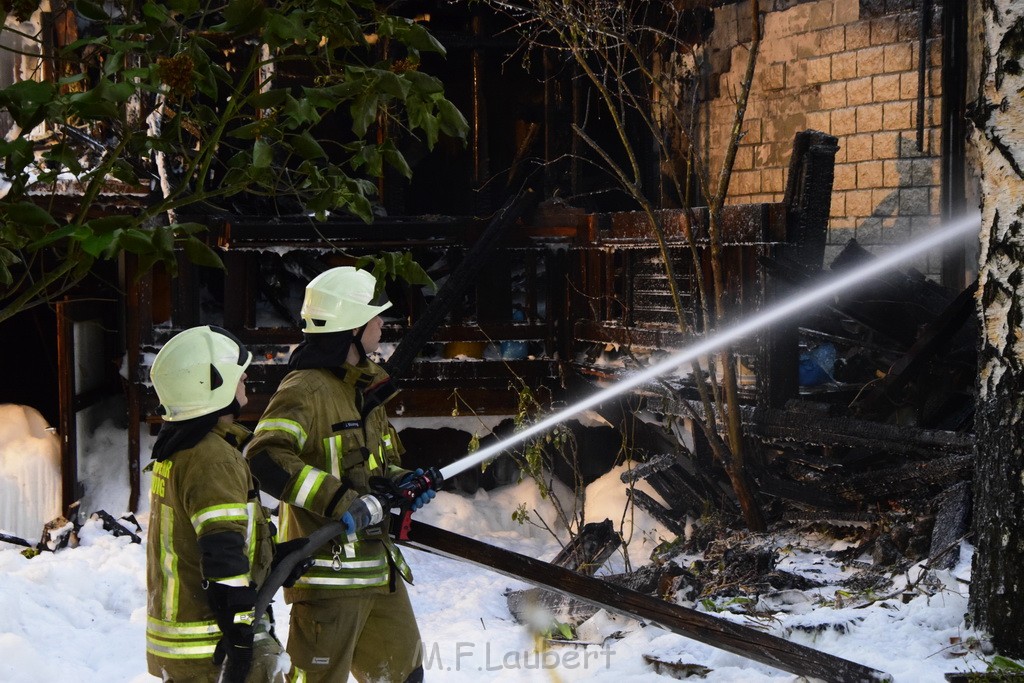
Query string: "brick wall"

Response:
xmin=697 ymin=0 xmax=943 ymax=274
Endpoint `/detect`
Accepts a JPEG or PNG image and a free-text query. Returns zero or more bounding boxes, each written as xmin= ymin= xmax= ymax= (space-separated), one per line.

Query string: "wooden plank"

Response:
xmin=400 ymin=521 xmax=891 ymax=683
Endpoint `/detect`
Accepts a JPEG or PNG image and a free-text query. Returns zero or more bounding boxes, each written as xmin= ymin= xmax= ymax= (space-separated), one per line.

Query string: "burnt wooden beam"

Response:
xmin=628 ymin=489 xmax=688 ymax=536
xmin=855 ymin=279 xmax=977 ymax=414
xmin=761 ymin=130 xmax=839 ymax=409
xmin=929 ymin=481 xmax=972 ymax=570
xmin=826 ymin=454 xmax=973 ymax=503
xmin=400 ymin=521 xmax=891 ymax=683
xmin=746 ymin=407 xmax=975 ymax=458
xmin=645 ymin=396 xmax=975 ymax=458
xmin=506 ymin=519 xmax=623 ymax=624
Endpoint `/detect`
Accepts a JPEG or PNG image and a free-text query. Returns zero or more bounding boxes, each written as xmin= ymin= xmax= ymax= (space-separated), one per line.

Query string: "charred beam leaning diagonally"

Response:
xmin=399 ymin=521 xmax=891 ymax=683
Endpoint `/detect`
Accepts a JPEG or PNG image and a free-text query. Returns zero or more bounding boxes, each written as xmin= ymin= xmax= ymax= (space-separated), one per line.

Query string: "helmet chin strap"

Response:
xmin=351 ymin=325 xmax=368 ymax=363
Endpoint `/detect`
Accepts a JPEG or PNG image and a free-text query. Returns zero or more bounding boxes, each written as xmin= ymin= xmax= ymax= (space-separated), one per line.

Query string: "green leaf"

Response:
xmin=375 ymin=70 xmax=410 ymax=100
xmin=25 ymin=224 xmax=78 ymax=250
xmin=0 ymin=79 xmax=58 ymax=130
xmin=0 ymin=244 xmax=21 ymax=285
xmin=228 ymin=120 xmax=267 ymax=140
xmin=290 ymin=132 xmax=326 ymax=160
xmin=5 ymin=201 xmax=57 ymax=227
xmin=152 ymin=225 xmax=175 ymax=255
xmin=41 ymin=143 xmax=84 ymax=175
xmin=350 ymin=93 xmax=379 ymax=137
xmin=252 ymin=139 xmax=272 ymax=168
xmin=141 ymin=1 xmax=169 ymax=23
xmin=118 ymin=229 xmax=155 ymax=255
xmin=80 ymin=231 xmax=116 ymax=258
xmin=74 ymin=0 xmax=110 ymax=21
xmin=109 ymin=159 xmax=139 ymax=185
xmin=283 ymin=94 xmax=322 ymax=127
xmin=403 ymin=70 xmax=444 ymax=96
xmin=166 ymin=0 xmax=199 ymax=13
xmin=85 ymin=215 xmax=135 ymax=233
xmin=406 ymin=97 xmax=439 ymax=149
xmin=250 ymin=89 xmax=288 ymax=109
xmin=220 ymin=0 xmax=265 ymax=33
xmin=66 ymin=82 xmax=120 ymax=119
xmin=437 ymin=98 xmax=469 ymax=140
xmin=380 ymin=141 xmax=412 ymax=179
xmin=181 ymin=236 xmax=224 ymax=269
xmin=991 ymin=656 xmax=1024 ymax=672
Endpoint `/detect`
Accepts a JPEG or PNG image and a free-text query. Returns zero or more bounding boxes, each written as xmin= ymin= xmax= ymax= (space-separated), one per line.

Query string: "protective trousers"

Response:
xmin=287 ymin=579 xmax=423 ymax=682
xmin=156 ymin=628 xmax=290 ymax=682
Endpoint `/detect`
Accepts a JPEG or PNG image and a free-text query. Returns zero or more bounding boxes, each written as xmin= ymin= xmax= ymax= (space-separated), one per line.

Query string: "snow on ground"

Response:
xmin=0 ymin=410 xmax=996 ymax=682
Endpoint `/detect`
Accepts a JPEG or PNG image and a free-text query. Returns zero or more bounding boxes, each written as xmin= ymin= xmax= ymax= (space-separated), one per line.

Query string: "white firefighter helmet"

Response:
xmin=300 ymin=266 xmax=392 ymax=334
xmin=150 ymin=325 xmax=252 ymax=422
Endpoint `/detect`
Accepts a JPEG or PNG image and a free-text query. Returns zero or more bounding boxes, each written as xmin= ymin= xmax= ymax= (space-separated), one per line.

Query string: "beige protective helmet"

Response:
xmin=300 ymin=266 xmax=391 ymax=334
xmin=151 ymin=326 xmax=252 ymax=422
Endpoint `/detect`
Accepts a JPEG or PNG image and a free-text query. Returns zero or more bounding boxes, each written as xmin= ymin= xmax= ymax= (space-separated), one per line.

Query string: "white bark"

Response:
xmin=975 ymin=0 xmax=1024 ymax=401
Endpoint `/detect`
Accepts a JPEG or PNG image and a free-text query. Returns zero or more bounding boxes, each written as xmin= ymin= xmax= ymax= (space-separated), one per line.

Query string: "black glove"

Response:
xmin=271 ymin=538 xmax=315 ymax=588
xmin=206 ymin=581 xmax=256 ymax=683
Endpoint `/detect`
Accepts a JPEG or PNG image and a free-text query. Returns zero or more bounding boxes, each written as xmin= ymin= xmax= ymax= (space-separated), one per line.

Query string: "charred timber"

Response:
xmin=746 ymin=406 xmax=975 ymax=457
xmin=400 ymin=521 xmax=891 ymax=683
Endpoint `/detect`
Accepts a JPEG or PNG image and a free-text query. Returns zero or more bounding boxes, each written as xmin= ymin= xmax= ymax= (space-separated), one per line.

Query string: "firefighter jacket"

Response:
xmin=245 ymin=360 xmax=411 ymax=603
xmin=146 ymin=421 xmax=274 ymax=672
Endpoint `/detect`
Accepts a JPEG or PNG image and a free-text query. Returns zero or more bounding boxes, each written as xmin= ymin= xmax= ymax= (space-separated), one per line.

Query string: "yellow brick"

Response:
xmin=882 ymin=101 xmax=913 ymax=130
xmin=830 ymin=192 xmax=847 ymax=217
xmin=732 ymin=170 xmax=761 ymax=195
xmin=807 ymin=110 xmax=831 ymax=132
xmin=847 ymin=77 xmax=874 ymax=105
xmin=846 ymin=22 xmax=870 ymax=50
xmin=857 ymin=160 xmax=884 ymax=188
xmin=807 ymin=56 xmax=832 ymax=84
xmin=870 ymin=17 xmax=900 ymax=46
xmin=857 ymin=104 xmax=884 ymax=132
xmin=833 ymin=163 xmax=857 ymax=190
xmin=929 ymin=67 xmax=943 ymax=97
xmin=731 ymin=145 xmax=751 ymax=171
xmin=882 ymin=159 xmax=900 ymax=187
xmin=883 ymin=43 xmax=913 ymax=73
xmin=873 ymin=73 xmax=901 ymax=102
xmin=820 ymin=26 xmax=846 ymax=53
xmin=846 ymin=189 xmax=875 ymax=216
xmin=760 ymin=62 xmax=786 ymax=91
xmin=763 ymin=167 xmax=786 ymax=193
xmin=901 ymin=71 xmax=920 ymax=99
xmin=846 ymin=133 xmax=873 ymax=161
xmin=857 ymin=46 xmax=886 ymax=77
xmin=832 ymin=107 xmax=857 ymax=135
xmin=873 ymin=187 xmax=893 ymax=209
xmin=873 ymin=131 xmax=901 ymax=159
xmin=820 ymin=81 xmax=848 ymax=108
xmin=832 ymin=52 xmax=858 ymax=80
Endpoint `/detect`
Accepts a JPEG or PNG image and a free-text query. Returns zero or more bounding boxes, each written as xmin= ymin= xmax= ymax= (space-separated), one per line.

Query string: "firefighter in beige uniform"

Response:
xmin=146 ymin=326 xmax=303 ymax=683
xmin=246 ymin=267 xmax=435 ymax=683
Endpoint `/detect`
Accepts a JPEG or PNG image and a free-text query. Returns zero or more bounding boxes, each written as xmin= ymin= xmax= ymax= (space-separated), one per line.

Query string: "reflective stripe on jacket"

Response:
xmin=246 ymin=361 xmax=411 ymax=601
xmin=146 ymin=422 xmax=274 ymax=672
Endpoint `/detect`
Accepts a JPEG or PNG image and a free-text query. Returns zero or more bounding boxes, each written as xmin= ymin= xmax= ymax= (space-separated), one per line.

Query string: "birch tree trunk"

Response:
xmin=969 ymin=0 xmax=1024 ymax=657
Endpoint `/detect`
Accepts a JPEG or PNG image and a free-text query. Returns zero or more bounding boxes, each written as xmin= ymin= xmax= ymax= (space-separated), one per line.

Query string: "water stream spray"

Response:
xmin=438 ymin=213 xmax=981 ymax=482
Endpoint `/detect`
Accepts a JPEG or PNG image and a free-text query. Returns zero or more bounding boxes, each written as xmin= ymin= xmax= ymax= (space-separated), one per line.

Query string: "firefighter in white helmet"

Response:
xmin=246 ymin=266 xmax=435 ymax=682
xmin=146 ymin=325 xmax=307 ymax=683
